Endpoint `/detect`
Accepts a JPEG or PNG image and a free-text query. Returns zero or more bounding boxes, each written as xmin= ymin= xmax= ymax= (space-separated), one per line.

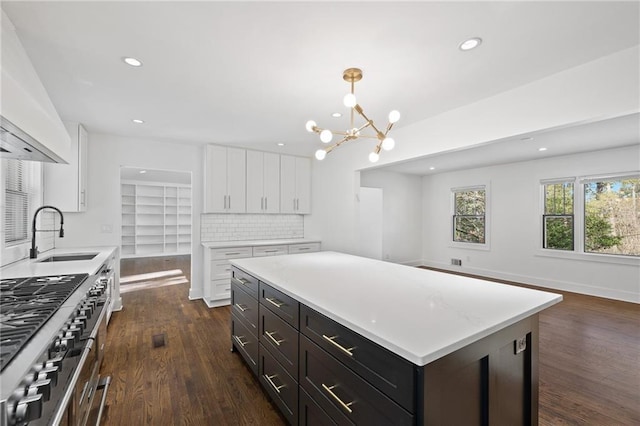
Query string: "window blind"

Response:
xmin=4 ymin=160 xmax=29 ymax=245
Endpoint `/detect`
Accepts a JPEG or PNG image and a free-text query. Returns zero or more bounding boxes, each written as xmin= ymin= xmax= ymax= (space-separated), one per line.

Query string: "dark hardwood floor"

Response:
xmin=100 ymin=258 xmax=639 ymax=425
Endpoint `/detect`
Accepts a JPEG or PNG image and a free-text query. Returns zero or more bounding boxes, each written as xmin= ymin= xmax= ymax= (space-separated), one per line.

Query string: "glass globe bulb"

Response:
xmin=320 ymin=129 xmax=333 ymax=143
xmin=343 ymin=93 xmax=357 ymax=108
xmin=381 ymin=137 xmax=395 ymax=151
xmin=305 ymin=120 xmax=317 ymax=132
xmin=315 ymin=149 xmax=327 ymax=161
xmin=369 ymin=152 xmax=380 ymax=163
xmin=388 ymin=110 xmax=400 ymax=123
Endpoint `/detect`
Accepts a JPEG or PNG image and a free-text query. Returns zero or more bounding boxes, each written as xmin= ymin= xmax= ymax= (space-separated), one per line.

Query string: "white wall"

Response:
xmin=55 ymin=133 xmax=205 ymax=301
xmin=422 ymin=146 xmax=640 ymax=303
xmin=360 ymin=169 xmax=422 ymax=265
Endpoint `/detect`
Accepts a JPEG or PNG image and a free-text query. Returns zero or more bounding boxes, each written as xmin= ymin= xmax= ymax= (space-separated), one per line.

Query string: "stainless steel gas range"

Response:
xmin=0 ymin=268 xmax=112 ymax=426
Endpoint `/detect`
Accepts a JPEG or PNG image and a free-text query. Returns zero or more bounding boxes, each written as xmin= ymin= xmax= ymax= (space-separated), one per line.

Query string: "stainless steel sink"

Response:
xmin=37 ymin=253 xmax=98 ymax=262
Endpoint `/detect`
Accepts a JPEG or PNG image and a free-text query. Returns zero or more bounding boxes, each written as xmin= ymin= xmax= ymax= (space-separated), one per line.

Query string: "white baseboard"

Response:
xmin=203 ymin=298 xmax=230 ymax=308
xmin=421 ymin=260 xmax=639 ymax=304
xmin=188 ymin=286 xmax=203 ymax=301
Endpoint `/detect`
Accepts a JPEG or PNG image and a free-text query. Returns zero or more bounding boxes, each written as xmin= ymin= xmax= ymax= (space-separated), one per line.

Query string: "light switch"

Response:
xmin=101 ymin=224 xmax=113 ymax=233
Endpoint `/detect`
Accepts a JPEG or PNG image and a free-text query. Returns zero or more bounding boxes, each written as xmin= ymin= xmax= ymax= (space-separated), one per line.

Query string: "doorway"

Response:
xmin=119 ymin=167 xmax=192 ymax=293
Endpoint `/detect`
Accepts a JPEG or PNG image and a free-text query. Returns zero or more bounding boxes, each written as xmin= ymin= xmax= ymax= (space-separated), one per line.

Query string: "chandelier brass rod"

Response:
xmin=355 ymin=105 xmax=385 ymax=139
xmin=384 ymin=122 xmax=395 ymax=136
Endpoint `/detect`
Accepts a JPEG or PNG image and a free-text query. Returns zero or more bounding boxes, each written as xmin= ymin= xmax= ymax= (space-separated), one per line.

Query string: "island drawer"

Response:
xmin=299 ymin=387 xmax=336 ymax=426
xmin=259 ymin=343 xmax=298 ymax=425
xmin=231 ymin=314 xmax=259 ymax=376
xmin=231 ymin=267 xmax=259 ymax=299
xmin=300 ymin=335 xmax=413 ymax=426
xmin=210 ymin=246 xmax=253 ymax=260
xmin=231 ymin=282 xmax=259 ymax=333
xmin=300 ymin=304 xmax=415 ymax=412
xmin=260 ymin=282 xmax=299 ymax=329
xmin=260 ymin=305 xmax=299 ymax=377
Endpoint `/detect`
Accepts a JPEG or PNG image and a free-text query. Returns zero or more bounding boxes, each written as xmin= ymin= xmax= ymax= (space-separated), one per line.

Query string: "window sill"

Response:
xmin=535 ymin=249 xmax=640 ymax=266
xmin=450 ymin=241 xmax=491 ymax=251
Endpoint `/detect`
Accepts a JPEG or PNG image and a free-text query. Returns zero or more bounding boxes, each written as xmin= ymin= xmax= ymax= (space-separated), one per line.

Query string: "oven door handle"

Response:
xmin=95 ymin=375 xmax=112 ymax=426
xmin=50 ymin=340 xmax=94 ymax=426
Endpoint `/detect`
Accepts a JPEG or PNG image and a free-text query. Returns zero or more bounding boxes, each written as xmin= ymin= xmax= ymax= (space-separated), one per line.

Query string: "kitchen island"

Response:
xmin=229 ymin=251 xmax=562 ymax=425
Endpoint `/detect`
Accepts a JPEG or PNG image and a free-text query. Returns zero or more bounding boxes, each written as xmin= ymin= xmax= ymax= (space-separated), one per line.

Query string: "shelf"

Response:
xmin=121 ymin=181 xmax=192 ymax=257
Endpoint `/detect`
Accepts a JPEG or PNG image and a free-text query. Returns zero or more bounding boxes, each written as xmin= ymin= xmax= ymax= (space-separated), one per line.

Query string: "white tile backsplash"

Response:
xmin=201 ymin=214 xmax=303 ymax=242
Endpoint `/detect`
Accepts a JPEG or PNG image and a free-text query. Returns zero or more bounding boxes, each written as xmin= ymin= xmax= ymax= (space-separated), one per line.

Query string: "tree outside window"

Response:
xmin=543 ymin=182 xmax=574 ymax=250
xmin=453 ymin=187 xmax=486 ymax=244
xmin=584 ymin=177 xmax=639 ymax=256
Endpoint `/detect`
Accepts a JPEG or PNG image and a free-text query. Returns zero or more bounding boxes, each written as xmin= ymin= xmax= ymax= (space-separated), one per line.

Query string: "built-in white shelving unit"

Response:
xmin=121 ymin=181 xmax=192 ymax=257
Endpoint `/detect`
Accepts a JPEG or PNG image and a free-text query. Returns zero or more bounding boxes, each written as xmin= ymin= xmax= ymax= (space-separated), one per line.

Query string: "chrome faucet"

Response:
xmin=30 ymin=205 xmax=64 ymax=259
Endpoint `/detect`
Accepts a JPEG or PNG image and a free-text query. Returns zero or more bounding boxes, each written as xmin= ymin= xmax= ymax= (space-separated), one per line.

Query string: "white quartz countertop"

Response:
xmin=202 ymin=239 xmax=320 ymax=249
xmin=0 ymin=246 xmax=118 ymax=279
xmin=230 ymin=251 xmax=562 ymax=366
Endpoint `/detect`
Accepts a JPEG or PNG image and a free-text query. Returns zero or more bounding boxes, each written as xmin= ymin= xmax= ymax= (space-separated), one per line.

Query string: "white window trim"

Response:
xmin=537 ymin=171 xmax=640 ymax=265
xmin=450 ymin=183 xmax=490 ymax=251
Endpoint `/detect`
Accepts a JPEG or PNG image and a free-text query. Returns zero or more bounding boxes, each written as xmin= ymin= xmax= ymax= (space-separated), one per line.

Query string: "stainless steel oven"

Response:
xmin=0 ymin=269 xmax=112 ymax=426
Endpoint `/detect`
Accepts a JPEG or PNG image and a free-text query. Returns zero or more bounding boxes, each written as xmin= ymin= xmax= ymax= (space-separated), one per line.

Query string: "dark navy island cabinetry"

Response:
xmin=229 ymin=252 xmax=561 ymax=425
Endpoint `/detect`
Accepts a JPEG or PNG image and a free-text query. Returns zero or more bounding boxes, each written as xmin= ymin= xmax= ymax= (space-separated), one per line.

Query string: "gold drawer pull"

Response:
xmin=265 ymin=330 xmax=284 ymax=346
xmin=321 ymin=383 xmax=354 ymax=413
xmin=322 ymin=334 xmax=355 ymax=357
xmin=231 ymin=277 xmax=250 ymax=286
xmin=235 ymin=303 xmax=248 ymax=312
xmin=265 ymin=374 xmax=286 ymax=393
xmin=233 ymin=335 xmax=248 ymax=348
xmin=265 ymin=297 xmax=284 ymax=308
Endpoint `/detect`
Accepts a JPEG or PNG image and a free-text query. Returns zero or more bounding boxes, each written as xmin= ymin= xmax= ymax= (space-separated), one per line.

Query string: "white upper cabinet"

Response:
xmin=280 ymin=155 xmax=311 ymax=214
xmin=247 ymin=151 xmax=280 ymax=213
xmin=44 ymin=122 xmax=88 ymax=212
xmin=205 ymin=145 xmax=246 ymax=213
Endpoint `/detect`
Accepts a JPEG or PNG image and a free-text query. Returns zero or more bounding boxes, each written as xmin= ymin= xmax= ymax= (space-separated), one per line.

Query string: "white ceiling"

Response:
xmin=2 ymin=1 xmax=639 ymax=169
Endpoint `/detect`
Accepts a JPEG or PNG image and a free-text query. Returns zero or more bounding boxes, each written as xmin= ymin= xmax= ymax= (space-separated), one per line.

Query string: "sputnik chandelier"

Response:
xmin=305 ymin=68 xmax=400 ymax=163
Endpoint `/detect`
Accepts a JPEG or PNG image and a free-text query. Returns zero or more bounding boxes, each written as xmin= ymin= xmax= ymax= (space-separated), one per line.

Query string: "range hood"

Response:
xmin=1 ymin=115 xmax=67 ymax=162
xmin=0 ymin=10 xmax=70 ymax=163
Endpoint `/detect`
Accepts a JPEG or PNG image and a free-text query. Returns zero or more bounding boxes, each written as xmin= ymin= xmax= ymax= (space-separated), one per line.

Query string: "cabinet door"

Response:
xmin=280 ymin=155 xmax=296 ymax=213
xmin=77 ymin=124 xmax=88 ymax=211
xmin=246 ymin=150 xmax=264 ymax=213
xmin=205 ymin=145 xmax=228 ymax=213
xmin=44 ymin=122 xmax=86 ymax=212
xmin=295 ymin=156 xmax=311 ymax=214
xmin=226 ymin=147 xmax=246 ymax=213
xmin=263 ymin=152 xmax=280 ymax=213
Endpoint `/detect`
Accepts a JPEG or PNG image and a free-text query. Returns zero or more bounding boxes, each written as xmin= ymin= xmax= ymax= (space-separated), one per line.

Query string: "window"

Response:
xmin=543 ymin=181 xmax=574 ymax=250
xmin=453 ymin=186 xmax=486 ymax=244
xmin=2 ymin=158 xmax=42 ymax=266
xmin=4 ymin=160 xmax=29 ymax=245
xmin=583 ymin=176 xmax=639 ymax=256
xmin=541 ymin=173 xmax=639 ymax=258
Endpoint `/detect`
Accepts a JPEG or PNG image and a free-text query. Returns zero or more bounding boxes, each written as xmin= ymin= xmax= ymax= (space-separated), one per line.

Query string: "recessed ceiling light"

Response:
xmin=459 ymin=37 xmax=482 ymax=51
xmin=520 ymin=136 xmax=534 ymax=141
xmin=538 ymin=147 xmax=548 ymax=152
xmin=132 ymin=119 xmax=144 ymax=124
xmin=123 ymin=57 xmax=143 ymax=67
xmin=331 ymin=112 xmax=342 ymax=118
xmin=429 ymin=166 xmax=435 ymax=170
xmin=139 ymin=170 xmax=147 ymax=174
xmin=277 ymin=143 xmax=285 ymax=146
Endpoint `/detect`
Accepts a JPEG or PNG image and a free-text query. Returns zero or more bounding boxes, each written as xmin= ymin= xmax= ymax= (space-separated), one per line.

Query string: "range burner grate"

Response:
xmin=0 ymin=273 xmax=89 ymax=371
